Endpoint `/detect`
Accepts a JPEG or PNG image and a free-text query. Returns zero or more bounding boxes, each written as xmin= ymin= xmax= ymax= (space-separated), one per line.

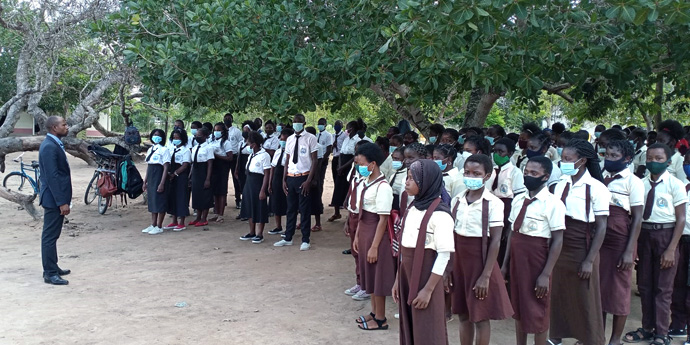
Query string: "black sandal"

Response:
xmin=355 ymin=312 xmax=374 ymax=324
xmin=358 ymin=317 xmax=388 ymax=331
xmin=623 ymin=328 xmax=654 ymax=343
xmin=650 ymin=335 xmax=671 ymax=345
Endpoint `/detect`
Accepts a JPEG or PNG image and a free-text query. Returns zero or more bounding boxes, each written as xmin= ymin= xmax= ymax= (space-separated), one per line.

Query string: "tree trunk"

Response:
xmin=0 ymin=187 xmax=40 ymax=220
xmin=462 ymin=88 xmax=501 ymax=128
xmin=654 ymin=76 xmax=663 ymax=129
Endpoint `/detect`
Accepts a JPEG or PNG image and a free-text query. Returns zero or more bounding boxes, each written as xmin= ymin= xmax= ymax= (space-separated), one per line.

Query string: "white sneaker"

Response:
xmin=273 ymin=239 xmax=293 ymax=247
xmin=344 ymin=284 xmax=361 ymax=296
xmin=300 ymin=242 xmax=311 ymax=251
xmin=394 ymin=313 xmax=399 ymax=319
xmin=148 ymin=227 xmax=164 ymax=235
xmin=141 ymin=225 xmax=154 ymax=233
xmin=352 ymin=290 xmax=370 ymax=301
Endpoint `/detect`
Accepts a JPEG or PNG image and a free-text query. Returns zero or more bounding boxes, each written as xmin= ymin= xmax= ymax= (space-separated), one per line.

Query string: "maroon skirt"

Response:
xmin=399 ymin=247 xmax=448 ymax=345
xmin=509 ymin=231 xmax=551 ymax=334
xmin=549 ymin=218 xmax=605 ymax=344
xmin=451 ymin=234 xmax=513 ymax=322
xmin=358 ymin=210 xmax=395 ymax=296
xmin=348 ymin=212 xmax=360 ymax=286
xmin=600 ymin=205 xmax=633 ymax=315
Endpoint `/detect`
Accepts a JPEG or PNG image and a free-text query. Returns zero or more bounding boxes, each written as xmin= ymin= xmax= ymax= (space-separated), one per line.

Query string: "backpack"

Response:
xmin=124 ymin=124 xmax=141 ymax=145
xmin=119 ymin=157 xmax=144 ymax=199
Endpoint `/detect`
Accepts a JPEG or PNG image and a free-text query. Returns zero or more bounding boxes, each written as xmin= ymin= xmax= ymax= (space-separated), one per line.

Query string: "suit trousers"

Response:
xmin=42 ymin=207 xmax=64 ymax=276
xmin=284 ymin=175 xmax=312 ymax=244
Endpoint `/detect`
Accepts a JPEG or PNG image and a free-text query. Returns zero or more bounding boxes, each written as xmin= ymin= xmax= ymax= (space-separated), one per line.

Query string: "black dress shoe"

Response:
xmin=58 ymin=268 xmax=71 ymax=276
xmin=342 ymin=249 xmax=352 ymax=255
xmin=44 ymin=275 xmax=69 ymax=285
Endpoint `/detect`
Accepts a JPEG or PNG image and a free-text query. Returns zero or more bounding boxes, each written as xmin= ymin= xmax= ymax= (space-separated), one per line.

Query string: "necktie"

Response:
xmin=512 ymin=197 xmax=535 ymax=232
xmin=643 ymin=181 xmax=660 ymax=220
xmin=603 ymin=174 xmax=622 ymax=186
xmin=278 ymin=148 xmax=285 ymax=167
xmin=171 ymin=148 xmax=179 ymax=166
xmin=293 ymin=135 xmax=301 ymax=164
xmin=146 ymin=147 xmax=158 ymax=162
xmin=560 ymin=182 xmax=570 ymax=205
xmin=193 ymin=146 xmax=201 ymax=163
xmin=491 ymin=167 xmax=501 ymax=191
xmin=247 ymin=151 xmax=256 ymax=171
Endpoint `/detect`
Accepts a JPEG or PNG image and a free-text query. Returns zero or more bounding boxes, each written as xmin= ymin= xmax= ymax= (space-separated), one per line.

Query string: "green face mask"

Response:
xmin=646 ymin=160 xmax=670 ymax=175
xmin=493 ymin=152 xmax=510 ymax=166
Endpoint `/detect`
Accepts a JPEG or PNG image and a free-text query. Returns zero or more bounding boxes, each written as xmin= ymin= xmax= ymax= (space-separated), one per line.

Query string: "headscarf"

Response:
xmin=408 ymin=160 xmax=451 ymax=214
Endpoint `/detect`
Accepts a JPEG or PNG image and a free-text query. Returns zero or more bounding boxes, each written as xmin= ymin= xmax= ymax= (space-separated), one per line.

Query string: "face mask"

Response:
xmin=524 ymin=175 xmax=547 ymax=191
xmin=604 ymin=158 xmax=628 ymax=173
xmin=191 ymin=128 xmax=198 ymax=136
xmin=224 ymin=120 xmax=232 ymax=127
xmin=293 ymin=122 xmax=304 ymax=132
xmin=196 ymin=137 xmax=206 ymax=144
xmin=597 ymin=147 xmax=606 ymax=156
xmin=556 ymin=147 xmax=563 ymax=156
xmin=434 ymin=159 xmax=447 ymax=171
xmin=518 ymin=139 xmax=528 ymax=149
xmin=464 ymin=177 xmax=485 ymax=191
xmin=172 ymin=139 xmax=182 ymax=146
xmin=152 ymin=135 xmax=162 ymax=144
xmin=389 ymin=146 xmax=397 ymax=155
xmin=646 ymin=160 xmax=669 ymax=175
xmin=485 ymin=136 xmax=495 ymax=145
xmin=358 ymin=164 xmax=371 ymax=177
xmin=462 ymin=151 xmax=472 ymax=159
xmin=392 ymin=161 xmax=403 ymax=170
xmin=428 ymin=136 xmax=437 ymax=144
xmin=526 ymin=148 xmax=542 ymax=159
xmin=458 ymin=136 xmax=465 ymax=145
xmin=684 ymin=164 xmax=690 ymax=179
xmin=334 ymin=124 xmax=342 ymax=132
xmin=279 ymin=140 xmax=286 ymax=149
xmin=317 ymin=125 xmax=326 ymax=132
xmin=214 ymin=131 xmax=222 ymax=139
xmin=276 ymin=125 xmax=283 ymax=132
xmin=594 ymin=131 xmax=602 ymax=138
xmin=493 ymin=152 xmax=510 ymax=166
xmin=560 ymin=159 xmax=582 ymax=176
xmin=629 ymin=140 xmax=635 ymax=147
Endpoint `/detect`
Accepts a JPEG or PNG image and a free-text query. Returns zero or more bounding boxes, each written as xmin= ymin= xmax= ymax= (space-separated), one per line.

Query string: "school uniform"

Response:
xmin=551 ymin=170 xmax=611 ymax=345
xmin=190 ymin=142 xmax=214 ymax=210
xmin=399 ymin=205 xmax=455 ymax=345
xmin=669 ymin=151 xmax=689 ymax=184
xmin=512 ymin=151 xmax=527 ymax=170
xmin=331 ymin=130 xmax=346 ymax=186
xmin=387 ymin=166 xmax=407 ymax=211
xmin=600 ymin=168 xmax=644 ymax=316
xmin=442 ymin=167 xmax=464 ymax=198
xmin=227 ymin=126 xmax=243 ymax=205
xmin=310 ymin=140 xmax=327 ymax=217
xmin=521 ymin=159 xmax=562 ymax=187
xmin=332 ymin=134 xmax=360 ymax=209
xmin=284 ymin=131 xmax=318 ymax=243
xmin=211 ymin=138 xmax=233 ymax=196
xmin=508 ymin=188 xmax=566 ymax=334
xmin=262 ymin=133 xmax=280 ymax=152
xmin=167 ymin=146 xmax=191 ymax=218
xmin=545 ymin=146 xmax=559 ymax=162
xmin=236 ymin=140 xmax=251 ymax=198
xmin=486 ymin=161 xmax=526 ymax=263
xmin=354 ymin=175 xmax=395 ymax=296
xmin=346 ymin=168 xmax=364 ymax=285
xmin=145 ymin=144 xmax=171 ymax=213
xmin=240 ymin=148 xmax=271 ymax=223
xmin=632 ymin=145 xmax=647 ymax=175
xmin=450 ymin=189 xmax=513 ymax=322
xmin=316 ymin=129 xmax=333 ymax=178
xmin=380 ymin=154 xmax=394 ymax=180
xmin=270 ymin=147 xmax=288 ymax=216
xmin=670 ymin=184 xmax=690 ymax=332
xmin=638 ymin=170 xmax=688 ymax=336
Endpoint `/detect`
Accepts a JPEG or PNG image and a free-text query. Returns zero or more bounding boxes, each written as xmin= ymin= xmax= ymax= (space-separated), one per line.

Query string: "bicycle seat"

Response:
xmin=31 ymin=161 xmax=39 ymax=169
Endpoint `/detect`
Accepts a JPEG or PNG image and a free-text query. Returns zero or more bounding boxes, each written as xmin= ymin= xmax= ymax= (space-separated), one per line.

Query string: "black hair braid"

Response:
xmin=607 ymin=140 xmax=634 ymax=161
xmin=435 ymin=144 xmax=457 ymax=162
xmin=565 ymin=138 xmax=604 ymax=182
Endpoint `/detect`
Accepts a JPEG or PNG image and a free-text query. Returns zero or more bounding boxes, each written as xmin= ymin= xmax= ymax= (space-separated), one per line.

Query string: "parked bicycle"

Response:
xmin=2 ymin=153 xmax=40 ymax=196
xmin=84 ymin=145 xmax=128 ymax=214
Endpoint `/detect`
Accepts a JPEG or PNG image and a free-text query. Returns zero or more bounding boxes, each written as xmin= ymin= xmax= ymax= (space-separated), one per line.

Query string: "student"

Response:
xmin=513 ymin=123 xmax=541 ymax=168
xmin=440 ymin=128 xmax=466 ymax=169
xmin=433 ymin=144 xmax=464 ymax=198
xmin=274 ymin=114 xmax=319 ymax=251
xmin=485 ymin=125 xmax=505 ymax=146
xmin=163 ymin=129 xmax=191 ymax=231
xmin=550 ymin=139 xmax=610 ymax=345
xmin=501 ymin=156 xmax=565 ymax=345
xmin=262 ymin=120 xmax=280 ymax=157
xmin=188 ymin=128 xmax=214 ymax=227
xmin=239 ymin=132 xmax=272 ymax=243
xmin=267 ymin=128 xmax=294 ymax=236
xmin=648 ymin=130 xmax=658 ymax=146
xmin=393 ymin=159 xmax=455 ymax=345
xmin=224 ymin=112 xmax=243 ymax=209
xmin=387 ymin=147 xmax=407 ymax=211
xmin=316 ymin=118 xmax=334 ymax=181
xmin=428 ymin=124 xmax=445 ymax=144
xmin=599 ymin=140 xmax=644 ymax=345
xmin=351 ymin=142 xmax=395 ymax=331
xmin=400 ymin=143 xmax=430 ymax=209
xmin=594 ymin=124 xmax=606 ymax=143
xmin=142 ymin=129 xmax=171 ymax=235
xmin=523 ymin=132 xmax=562 ymax=189
xmin=669 ymin=151 xmax=690 ymax=342
xmin=305 ymin=126 xmax=325 ymax=232
xmin=630 ymin=127 xmax=648 ymax=178
xmin=209 ymin=123 xmax=233 ymax=223
xmin=657 ymin=120 xmax=689 ymax=184
xmin=403 ymin=131 xmax=419 ymax=146
xmin=344 ymin=140 xmax=369 ymax=301
xmin=189 ymin=121 xmax=202 ymax=148
xmin=595 ymin=129 xmax=627 ymax=171
xmin=331 ymin=120 xmax=346 ymax=187
xmin=462 ymin=135 xmax=491 ymax=157
xmin=376 ymin=137 xmax=394 ymax=179
xmin=331 ymin=119 xmax=365 ymax=222
xmin=387 ymin=125 xmax=401 ymax=139
xmin=624 ymin=143 xmax=688 ymax=345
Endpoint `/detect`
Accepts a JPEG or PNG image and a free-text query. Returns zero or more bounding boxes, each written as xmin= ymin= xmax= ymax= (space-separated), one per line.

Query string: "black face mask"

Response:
xmin=196 ymin=137 xmax=206 ymax=144
xmin=524 ymin=175 xmax=547 ymax=191
xmin=224 ymin=120 xmax=232 ymax=127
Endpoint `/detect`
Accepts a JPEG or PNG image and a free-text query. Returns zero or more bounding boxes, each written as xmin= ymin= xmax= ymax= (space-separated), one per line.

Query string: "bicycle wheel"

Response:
xmin=3 ymin=172 xmax=36 ymax=196
xmin=97 ymin=194 xmax=109 ymax=214
xmin=84 ymin=172 xmax=99 ymax=205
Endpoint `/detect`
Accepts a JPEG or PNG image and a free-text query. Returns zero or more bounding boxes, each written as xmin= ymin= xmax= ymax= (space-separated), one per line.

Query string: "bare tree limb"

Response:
xmin=543 ymin=83 xmax=574 ymax=103
xmin=0 ymin=4 xmax=26 ymax=32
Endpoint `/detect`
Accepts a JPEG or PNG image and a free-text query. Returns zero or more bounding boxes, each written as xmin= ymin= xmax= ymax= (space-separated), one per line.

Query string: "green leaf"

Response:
xmin=619 ymin=6 xmax=636 ymax=23
xmin=378 ymin=38 xmax=392 ymax=54
xmin=475 ymin=8 xmax=489 ymax=17
xmin=467 ymin=22 xmax=478 ymax=31
xmin=515 ymin=4 xmax=528 ymax=20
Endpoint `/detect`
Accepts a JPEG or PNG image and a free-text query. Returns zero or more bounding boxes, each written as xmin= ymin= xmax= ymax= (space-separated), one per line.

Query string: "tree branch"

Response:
xmin=542 ymin=83 xmax=574 ymax=103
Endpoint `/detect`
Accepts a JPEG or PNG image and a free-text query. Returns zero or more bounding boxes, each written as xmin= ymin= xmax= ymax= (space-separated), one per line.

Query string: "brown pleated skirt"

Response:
xmin=399 ymin=247 xmax=448 ymax=345
xmin=358 ymin=210 xmax=395 ymax=296
xmin=549 ymin=218 xmax=605 ymax=344
xmin=348 ymin=212 xmax=360 ymax=286
xmin=600 ymin=205 xmax=633 ymax=316
xmin=451 ymin=234 xmax=513 ymax=322
xmin=509 ymin=231 xmax=551 ymax=334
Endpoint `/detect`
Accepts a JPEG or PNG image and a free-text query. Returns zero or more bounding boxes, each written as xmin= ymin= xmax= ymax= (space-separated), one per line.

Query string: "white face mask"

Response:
xmin=462 ymin=151 xmax=472 ymax=159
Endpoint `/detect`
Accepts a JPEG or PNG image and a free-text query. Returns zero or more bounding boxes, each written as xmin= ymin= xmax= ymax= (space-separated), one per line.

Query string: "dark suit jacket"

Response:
xmin=38 ymin=135 xmax=72 ymax=208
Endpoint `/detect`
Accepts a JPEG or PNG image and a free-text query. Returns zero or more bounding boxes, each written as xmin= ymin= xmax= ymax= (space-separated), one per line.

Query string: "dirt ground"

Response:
xmin=0 ymin=151 xmax=683 ymax=344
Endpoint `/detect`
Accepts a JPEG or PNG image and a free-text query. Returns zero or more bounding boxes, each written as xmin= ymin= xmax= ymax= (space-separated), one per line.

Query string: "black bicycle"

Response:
xmin=84 ymin=145 xmax=128 ymax=214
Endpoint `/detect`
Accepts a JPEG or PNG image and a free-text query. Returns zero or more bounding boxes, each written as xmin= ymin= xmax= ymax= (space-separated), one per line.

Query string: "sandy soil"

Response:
xmin=0 ymin=151 xmax=682 ymax=344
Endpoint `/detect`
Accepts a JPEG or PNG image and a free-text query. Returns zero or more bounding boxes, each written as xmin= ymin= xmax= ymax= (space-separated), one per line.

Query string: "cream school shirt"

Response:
xmin=442 ymin=167 xmax=465 ymax=198
xmin=553 ymin=170 xmax=611 ymax=222
xmin=271 ymin=147 xmax=287 ymax=167
xmin=642 ymin=171 xmax=688 ymax=224
xmin=632 ymin=145 xmax=647 ymax=174
xmin=285 ymin=131 xmax=318 ymax=174
xmin=669 ymin=151 xmax=689 ymax=184
xmin=245 ymin=148 xmax=272 ymax=174
xmin=191 ymin=142 xmax=214 ymax=163
xmin=387 ymin=167 xmax=407 ymax=196
xmin=380 ymin=155 xmax=394 ymax=180
xmin=685 ymin=187 xmax=690 ymax=235
xmin=212 ymin=139 xmax=233 ymax=157
xmin=227 ymin=126 xmax=243 ymax=153
xmin=345 ymin=169 xmax=363 ymax=214
xmin=146 ymin=144 xmax=171 ymax=166
xmin=340 ymin=135 xmax=361 ymax=155
xmin=509 ymin=188 xmax=566 ymax=238
xmin=170 ymin=146 xmax=192 ymax=164
xmin=401 ymin=206 xmax=456 ymax=252
xmin=451 ymin=189 xmax=505 ymax=237
xmin=262 ymin=133 xmax=280 ymax=151
xmin=355 ymin=177 xmax=393 ymax=215
xmin=603 ymin=168 xmax=644 ymax=213
xmin=486 ymin=162 xmax=526 ymax=198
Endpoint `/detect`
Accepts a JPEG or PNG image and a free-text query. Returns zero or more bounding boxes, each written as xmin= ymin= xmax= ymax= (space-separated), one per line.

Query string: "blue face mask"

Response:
xmin=556 ymin=147 xmax=563 ymax=156
xmin=463 ymin=177 xmax=485 ymax=190
xmin=358 ymin=164 xmax=371 ymax=177
xmin=317 ymin=125 xmax=326 ymax=132
xmin=434 ymin=159 xmax=447 ymax=171
xmin=560 ymin=159 xmax=582 ymax=176
xmin=392 ymin=161 xmax=403 ymax=170
xmin=684 ymin=164 xmax=690 ymax=179
xmin=152 ymin=135 xmax=162 ymax=144
xmin=458 ymin=136 xmax=465 ymax=145
xmin=629 ymin=140 xmax=635 ymax=147
xmin=293 ymin=122 xmax=304 ymax=132
xmin=428 ymin=136 xmax=437 ymax=144
xmin=594 ymin=131 xmax=602 ymax=138
xmin=389 ymin=146 xmax=397 ymax=154
xmin=279 ymin=140 xmax=286 ymax=149
xmin=485 ymin=136 xmax=495 ymax=145
xmin=172 ymin=139 xmax=182 ymax=146
xmin=191 ymin=128 xmax=198 ymax=136
xmin=276 ymin=125 xmax=283 ymax=133
xmin=213 ymin=131 xmax=222 ymax=139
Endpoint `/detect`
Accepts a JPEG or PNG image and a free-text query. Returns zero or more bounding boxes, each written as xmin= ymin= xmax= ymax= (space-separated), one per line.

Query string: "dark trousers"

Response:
xmin=638 ymin=227 xmax=680 ymax=336
xmin=42 ymin=207 xmax=64 ymax=276
xmin=670 ymin=236 xmax=690 ymax=330
xmin=331 ymin=156 xmax=339 ymax=185
xmin=229 ymin=156 xmax=241 ymax=203
xmin=285 ymin=175 xmax=312 ymax=243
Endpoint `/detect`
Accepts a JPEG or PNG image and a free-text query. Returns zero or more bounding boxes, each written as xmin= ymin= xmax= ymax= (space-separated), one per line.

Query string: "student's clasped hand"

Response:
xmin=617 ymin=251 xmax=634 ymax=271
xmin=367 ymin=247 xmax=378 ymax=264
xmin=534 ymin=274 xmax=549 ymax=299
xmin=473 ymin=275 xmax=490 ymax=300
xmin=660 ymin=249 xmax=676 ymax=269
xmin=412 ymin=288 xmax=432 ymax=309
xmin=578 ymin=260 xmax=593 ymax=279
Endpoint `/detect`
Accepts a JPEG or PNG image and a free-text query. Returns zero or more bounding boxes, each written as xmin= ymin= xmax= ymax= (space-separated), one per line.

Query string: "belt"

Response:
xmin=287 ymin=172 xmax=310 ymax=177
xmin=641 ymin=222 xmax=676 ymax=230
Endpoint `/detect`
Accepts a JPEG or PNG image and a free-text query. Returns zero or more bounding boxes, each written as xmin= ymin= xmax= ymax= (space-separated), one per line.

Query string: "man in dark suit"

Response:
xmin=39 ymin=116 xmax=72 ymax=285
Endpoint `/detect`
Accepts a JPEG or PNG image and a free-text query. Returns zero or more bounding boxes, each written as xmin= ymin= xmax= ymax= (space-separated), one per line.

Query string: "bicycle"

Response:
xmin=85 ymin=145 xmax=128 ymax=214
xmin=2 ymin=153 xmax=40 ymax=196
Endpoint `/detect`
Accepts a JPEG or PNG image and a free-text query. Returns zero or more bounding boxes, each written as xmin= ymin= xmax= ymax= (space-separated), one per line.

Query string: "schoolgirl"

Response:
xmin=210 ymin=122 xmax=233 ymax=223
xmin=188 ymin=128 xmax=214 ymax=227
xmin=550 ymin=139 xmax=611 ymax=345
xmin=189 ymin=121 xmax=202 ymax=148
xmin=401 ymin=143 xmax=429 ymax=210
xmin=450 ymin=154 xmax=513 ymax=345
xmin=669 ymin=151 xmax=690 ymax=344
xmin=432 ymin=144 xmax=464 ymax=198
xmin=462 ymin=135 xmax=491 ymax=157
xmin=657 ymin=119 xmax=689 ymax=184
xmin=163 ymin=129 xmax=191 ymax=231
xmin=393 ymin=159 xmax=455 ymax=345
xmin=629 ymin=127 xmax=648 ymax=178
xmin=331 ymin=118 xmax=366 ymax=221
xmin=512 ymin=123 xmax=541 ymax=168
xmin=142 ymin=129 xmax=171 ymax=235
xmin=387 ymin=147 xmax=407 ymax=211
xmin=267 ymin=128 xmax=294 ymax=236
xmin=262 ymin=120 xmax=280 ymax=157
xmin=344 ymin=140 xmax=370 ymax=301
xmin=352 ymin=142 xmax=395 ymax=331
xmin=238 ymin=131 xmax=272 ymax=244
xmin=305 ymin=126 xmax=325 ymax=232
xmin=522 ymin=132 xmax=562 ymax=189
xmin=595 ymin=129 xmax=629 ymax=172
xmin=234 ymin=124 xmax=253 ymax=221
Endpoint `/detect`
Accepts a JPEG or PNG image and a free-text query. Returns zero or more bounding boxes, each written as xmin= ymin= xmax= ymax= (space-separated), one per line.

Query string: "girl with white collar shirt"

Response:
xmin=142 ymin=129 xmax=171 ymax=235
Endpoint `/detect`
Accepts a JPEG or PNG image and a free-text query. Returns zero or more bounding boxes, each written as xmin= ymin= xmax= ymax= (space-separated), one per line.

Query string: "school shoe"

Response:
xmin=267 ymin=228 xmax=283 ymax=235
xmin=300 ymin=242 xmax=311 ymax=251
xmin=148 ymin=227 xmax=164 ymax=235
xmin=162 ymin=223 xmax=178 ymax=230
xmin=273 ymin=239 xmax=293 ymax=247
xmin=172 ymin=225 xmax=186 ymax=232
xmin=352 ymin=290 xmax=370 ymax=301
xmin=344 ymin=284 xmax=361 ymax=296
xmin=141 ymin=225 xmax=154 ymax=233
xmin=252 ymin=236 xmax=264 ymax=244
xmin=685 ymin=336 xmax=690 ymax=345
xmin=670 ymin=328 xmax=687 ymax=337
xmin=240 ymin=233 xmax=255 ymax=241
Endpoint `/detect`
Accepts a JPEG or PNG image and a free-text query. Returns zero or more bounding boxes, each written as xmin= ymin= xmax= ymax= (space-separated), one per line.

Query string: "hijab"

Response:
xmin=408 ymin=159 xmax=451 ymax=214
